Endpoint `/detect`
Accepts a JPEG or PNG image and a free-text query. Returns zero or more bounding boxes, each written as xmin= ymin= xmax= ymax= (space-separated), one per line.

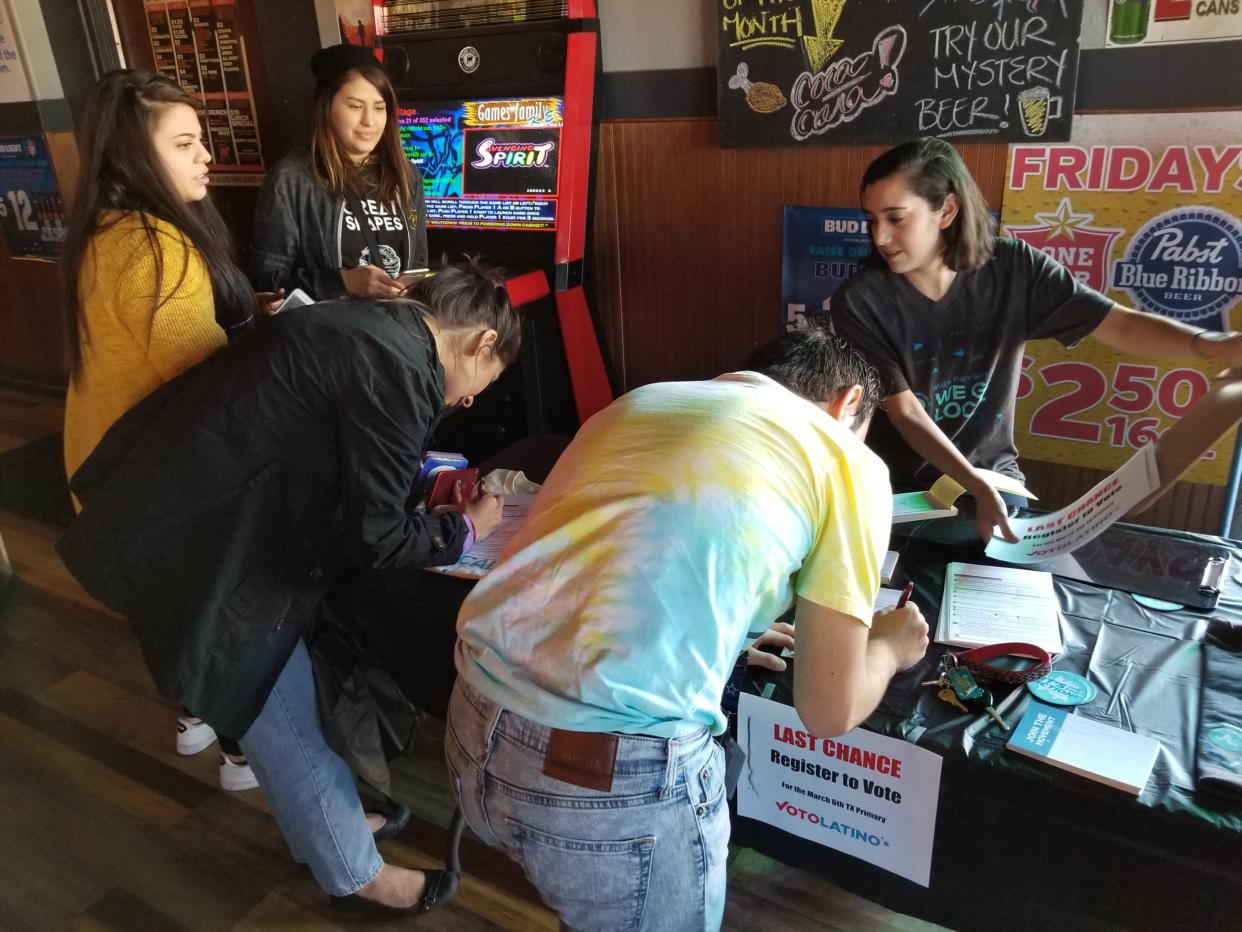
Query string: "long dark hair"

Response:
xmin=61 ymin=69 xmax=253 ymax=377
xmin=308 ymin=64 xmax=412 ymax=214
xmin=861 ymin=138 xmax=997 ymax=273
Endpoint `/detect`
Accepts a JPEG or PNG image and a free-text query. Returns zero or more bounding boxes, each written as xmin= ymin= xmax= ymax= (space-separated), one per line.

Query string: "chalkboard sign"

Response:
xmin=717 ymin=0 xmax=1084 ymax=148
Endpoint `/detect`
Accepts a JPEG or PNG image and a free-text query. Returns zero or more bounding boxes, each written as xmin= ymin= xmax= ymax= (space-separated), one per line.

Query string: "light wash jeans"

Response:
xmin=239 ymin=639 xmax=383 ymax=895
xmin=446 ymin=678 xmax=730 ymax=931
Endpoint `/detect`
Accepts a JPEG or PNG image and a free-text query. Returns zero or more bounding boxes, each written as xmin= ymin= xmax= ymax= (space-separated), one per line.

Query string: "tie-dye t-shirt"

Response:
xmin=455 ymin=372 xmax=891 ymax=737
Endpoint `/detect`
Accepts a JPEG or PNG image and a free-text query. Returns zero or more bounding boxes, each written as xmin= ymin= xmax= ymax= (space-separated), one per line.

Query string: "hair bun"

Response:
xmin=310 ymin=43 xmax=383 ymax=91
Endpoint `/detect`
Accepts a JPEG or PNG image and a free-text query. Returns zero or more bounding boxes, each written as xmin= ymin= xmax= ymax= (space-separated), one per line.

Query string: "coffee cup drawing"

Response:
xmin=1016 ymin=86 xmax=1062 ymax=137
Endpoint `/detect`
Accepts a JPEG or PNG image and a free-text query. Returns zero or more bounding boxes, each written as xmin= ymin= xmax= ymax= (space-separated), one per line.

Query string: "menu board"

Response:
xmin=144 ymin=1 xmax=264 ymax=176
xmin=717 ymin=0 xmax=1085 ymax=148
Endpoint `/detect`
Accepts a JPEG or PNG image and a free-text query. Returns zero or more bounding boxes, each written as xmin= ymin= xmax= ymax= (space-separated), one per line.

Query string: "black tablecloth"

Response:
xmin=734 ymin=517 xmax=1242 ymax=931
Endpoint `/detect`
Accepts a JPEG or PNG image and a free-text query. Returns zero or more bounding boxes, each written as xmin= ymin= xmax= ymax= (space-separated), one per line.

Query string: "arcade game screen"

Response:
xmin=398 ymin=96 xmax=563 ymax=232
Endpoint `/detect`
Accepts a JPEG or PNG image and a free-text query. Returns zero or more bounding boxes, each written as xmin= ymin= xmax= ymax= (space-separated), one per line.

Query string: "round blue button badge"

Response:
xmin=1027 ymin=671 xmax=1096 ymax=706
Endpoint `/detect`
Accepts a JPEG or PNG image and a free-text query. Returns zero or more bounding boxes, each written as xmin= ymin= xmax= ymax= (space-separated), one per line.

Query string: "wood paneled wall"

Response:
xmin=589 ymin=118 xmax=1227 ymax=535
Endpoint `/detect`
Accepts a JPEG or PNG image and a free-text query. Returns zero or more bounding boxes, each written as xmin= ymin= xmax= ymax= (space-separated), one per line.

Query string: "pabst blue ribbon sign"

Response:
xmin=1003 ymin=113 xmax=1242 ymax=484
xmin=1113 ymin=208 xmax=1242 ymax=328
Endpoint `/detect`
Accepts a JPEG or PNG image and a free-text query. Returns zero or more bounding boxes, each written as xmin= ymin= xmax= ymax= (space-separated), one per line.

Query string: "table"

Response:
xmin=732 ymin=517 xmax=1242 ymax=932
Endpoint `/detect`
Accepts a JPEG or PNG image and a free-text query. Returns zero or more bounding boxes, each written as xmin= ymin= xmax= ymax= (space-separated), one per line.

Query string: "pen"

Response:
xmin=896 ymin=582 xmax=914 ymax=608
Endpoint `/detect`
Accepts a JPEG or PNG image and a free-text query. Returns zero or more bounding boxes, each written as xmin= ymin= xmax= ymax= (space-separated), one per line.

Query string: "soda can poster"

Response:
xmin=781 ymin=207 xmax=871 ymax=333
xmin=0 ymin=135 xmax=65 ymax=260
xmin=1003 ymin=112 xmax=1242 ymax=484
xmin=1106 ymin=0 xmax=1242 ymax=47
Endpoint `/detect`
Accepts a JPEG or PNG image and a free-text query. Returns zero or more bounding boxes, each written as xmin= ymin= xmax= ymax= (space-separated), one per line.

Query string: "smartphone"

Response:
xmin=426 ymin=467 xmax=480 ymax=511
xmin=399 ymin=268 xmax=435 ymax=294
xmin=276 ymin=288 xmax=314 ymax=313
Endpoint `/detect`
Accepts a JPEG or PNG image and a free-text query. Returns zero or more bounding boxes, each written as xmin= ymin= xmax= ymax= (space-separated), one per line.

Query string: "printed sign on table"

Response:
xmin=0 ymin=136 xmax=66 ymax=260
xmin=717 ymin=0 xmax=1084 ymax=147
xmin=736 ymin=694 xmax=943 ymax=887
xmin=1003 ymin=112 xmax=1242 ymax=485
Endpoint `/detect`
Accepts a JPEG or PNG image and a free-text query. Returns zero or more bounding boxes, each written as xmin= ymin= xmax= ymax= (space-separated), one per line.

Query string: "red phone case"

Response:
xmin=426 ymin=468 xmax=479 ymax=511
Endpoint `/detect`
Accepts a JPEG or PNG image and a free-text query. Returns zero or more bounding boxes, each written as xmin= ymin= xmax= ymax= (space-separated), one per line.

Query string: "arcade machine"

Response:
xmin=380 ymin=0 xmax=612 ymax=463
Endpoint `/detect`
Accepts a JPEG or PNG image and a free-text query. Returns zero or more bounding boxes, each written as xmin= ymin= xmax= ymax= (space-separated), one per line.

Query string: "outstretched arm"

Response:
xmin=1091 ymin=305 xmax=1242 ymax=362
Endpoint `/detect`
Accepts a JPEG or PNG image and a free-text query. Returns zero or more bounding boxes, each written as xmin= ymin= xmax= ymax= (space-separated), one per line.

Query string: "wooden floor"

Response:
xmin=0 ymin=388 xmax=947 ymax=932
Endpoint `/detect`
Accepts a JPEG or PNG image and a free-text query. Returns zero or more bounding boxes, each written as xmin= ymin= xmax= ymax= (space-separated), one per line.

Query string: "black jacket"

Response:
xmin=249 ymin=149 xmax=429 ymax=300
xmin=57 ymin=301 xmax=468 ymax=739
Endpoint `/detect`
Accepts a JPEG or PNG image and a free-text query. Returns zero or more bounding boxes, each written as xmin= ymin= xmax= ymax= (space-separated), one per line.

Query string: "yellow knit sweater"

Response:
xmin=64 ymin=212 xmax=227 ymax=484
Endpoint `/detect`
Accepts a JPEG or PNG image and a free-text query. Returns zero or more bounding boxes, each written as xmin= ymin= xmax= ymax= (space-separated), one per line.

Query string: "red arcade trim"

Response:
xmin=555 ymin=30 xmax=596 ymax=265
xmin=567 ymin=0 xmax=597 ymax=19
xmin=504 ymin=269 xmax=551 ymax=308
xmin=555 ymin=286 xmax=613 ymax=422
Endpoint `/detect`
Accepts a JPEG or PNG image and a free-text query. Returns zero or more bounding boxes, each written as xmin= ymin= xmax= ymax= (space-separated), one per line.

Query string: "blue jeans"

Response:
xmin=239 ymin=640 xmax=382 ymax=895
xmin=446 ymin=678 xmax=730 ymax=931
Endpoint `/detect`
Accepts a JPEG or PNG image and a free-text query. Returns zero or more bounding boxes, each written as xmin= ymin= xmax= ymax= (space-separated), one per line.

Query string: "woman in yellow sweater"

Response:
xmin=61 ymin=69 xmax=257 ymax=788
xmin=62 ymin=70 xmax=254 ymax=482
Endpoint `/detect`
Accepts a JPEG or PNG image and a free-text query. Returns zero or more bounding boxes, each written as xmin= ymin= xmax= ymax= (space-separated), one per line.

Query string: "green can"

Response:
xmin=1110 ymin=0 xmax=1151 ymax=44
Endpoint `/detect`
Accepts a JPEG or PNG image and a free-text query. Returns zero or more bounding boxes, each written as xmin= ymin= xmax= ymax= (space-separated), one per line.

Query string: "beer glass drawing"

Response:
xmin=1016 ymin=86 xmax=1061 ymax=137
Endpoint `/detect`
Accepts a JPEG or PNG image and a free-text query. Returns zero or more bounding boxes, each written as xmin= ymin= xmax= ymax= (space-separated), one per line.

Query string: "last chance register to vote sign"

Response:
xmin=737 ymin=694 xmax=943 ymax=886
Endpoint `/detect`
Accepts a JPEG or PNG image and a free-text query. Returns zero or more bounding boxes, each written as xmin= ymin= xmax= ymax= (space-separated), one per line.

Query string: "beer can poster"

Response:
xmin=781 ymin=207 xmax=871 ymax=333
xmin=716 ymin=0 xmax=1085 ymax=147
xmin=0 ymin=135 xmax=65 ymax=260
xmin=1003 ymin=112 xmax=1242 ymax=484
xmin=1106 ymin=0 xmax=1242 ymax=48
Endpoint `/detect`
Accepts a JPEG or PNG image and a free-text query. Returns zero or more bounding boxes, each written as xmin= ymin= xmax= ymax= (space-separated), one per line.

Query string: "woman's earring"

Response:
xmin=461 ymin=396 xmax=474 ymax=409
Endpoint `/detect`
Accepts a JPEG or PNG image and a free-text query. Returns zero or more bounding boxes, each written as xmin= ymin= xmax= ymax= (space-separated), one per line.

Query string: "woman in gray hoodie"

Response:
xmin=250 ymin=44 xmax=428 ymax=301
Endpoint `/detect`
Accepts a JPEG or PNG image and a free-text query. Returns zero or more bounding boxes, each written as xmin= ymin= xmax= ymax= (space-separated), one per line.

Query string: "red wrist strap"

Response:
xmin=949 ymin=642 xmax=1052 ymax=685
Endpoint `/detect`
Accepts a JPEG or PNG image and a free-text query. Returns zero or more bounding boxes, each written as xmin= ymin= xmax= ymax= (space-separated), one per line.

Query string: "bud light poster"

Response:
xmin=398 ymin=97 xmax=562 ymax=232
xmin=781 ymin=206 xmax=871 ymax=333
xmin=1003 ymin=112 xmax=1242 ymax=484
xmin=0 ymin=135 xmax=65 ymax=260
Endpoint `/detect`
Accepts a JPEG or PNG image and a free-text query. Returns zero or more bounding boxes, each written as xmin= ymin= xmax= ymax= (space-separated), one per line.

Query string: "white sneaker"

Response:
xmin=219 ymin=753 xmax=260 ymax=792
xmin=176 ymin=716 xmax=218 ymax=755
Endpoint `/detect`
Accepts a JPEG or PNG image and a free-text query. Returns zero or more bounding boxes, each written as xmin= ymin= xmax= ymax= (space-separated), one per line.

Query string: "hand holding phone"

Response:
xmin=426 ymin=467 xmax=480 ymax=512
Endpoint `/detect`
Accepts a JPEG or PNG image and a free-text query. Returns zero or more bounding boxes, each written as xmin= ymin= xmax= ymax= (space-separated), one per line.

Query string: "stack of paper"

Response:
xmin=425 ymin=494 xmax=535 ymax=579
xmin=936 ymin=562 xmax=1064 ymax=654
xmin=1007 ymin=702 xmax=1160 ymax=795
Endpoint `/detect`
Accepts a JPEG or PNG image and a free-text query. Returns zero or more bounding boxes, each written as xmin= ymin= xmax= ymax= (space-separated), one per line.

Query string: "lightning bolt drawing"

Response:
xmin=802 ymin=0 xmax=847 ymax=73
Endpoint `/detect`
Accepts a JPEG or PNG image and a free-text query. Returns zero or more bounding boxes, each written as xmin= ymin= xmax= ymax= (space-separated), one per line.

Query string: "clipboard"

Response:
xmin=1035 ymin=523 xmax=1231 ymax=610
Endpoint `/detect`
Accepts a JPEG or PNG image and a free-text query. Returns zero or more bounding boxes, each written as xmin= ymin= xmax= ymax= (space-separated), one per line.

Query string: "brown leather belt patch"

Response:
xmin=541 ymin=728 xmax=618 ymax=792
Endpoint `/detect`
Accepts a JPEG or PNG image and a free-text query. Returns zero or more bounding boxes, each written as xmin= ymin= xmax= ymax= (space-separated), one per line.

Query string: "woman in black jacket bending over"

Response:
xmin=250 ymin=43 xmax=428 ymax=300
xmin=58 ymin=258 xmax=516 ymax=916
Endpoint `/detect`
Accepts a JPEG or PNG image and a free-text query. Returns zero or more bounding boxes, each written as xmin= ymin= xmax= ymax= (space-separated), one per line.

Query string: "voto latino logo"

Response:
xmin=1112 ymin=207 xmax=1242 ymax=328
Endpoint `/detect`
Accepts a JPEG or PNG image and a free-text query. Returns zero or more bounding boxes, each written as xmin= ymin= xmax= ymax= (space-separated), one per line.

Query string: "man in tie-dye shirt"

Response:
xmin=447 ymin=329 xmax=929 ymax=930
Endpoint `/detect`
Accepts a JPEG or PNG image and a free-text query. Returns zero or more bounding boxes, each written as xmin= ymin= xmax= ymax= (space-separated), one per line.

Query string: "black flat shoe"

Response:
xmin=366 ymin=799 xmax=410 ymax=843
xmin=330 ymin=869 xmax=459 ymax=916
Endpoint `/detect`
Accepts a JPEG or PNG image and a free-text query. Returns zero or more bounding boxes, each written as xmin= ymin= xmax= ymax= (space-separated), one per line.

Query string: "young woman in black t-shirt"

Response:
xmin=831 ymin=138 xmax=1242 ymax=542
xmin=250 ymin=44 xmax=428 ymax=302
